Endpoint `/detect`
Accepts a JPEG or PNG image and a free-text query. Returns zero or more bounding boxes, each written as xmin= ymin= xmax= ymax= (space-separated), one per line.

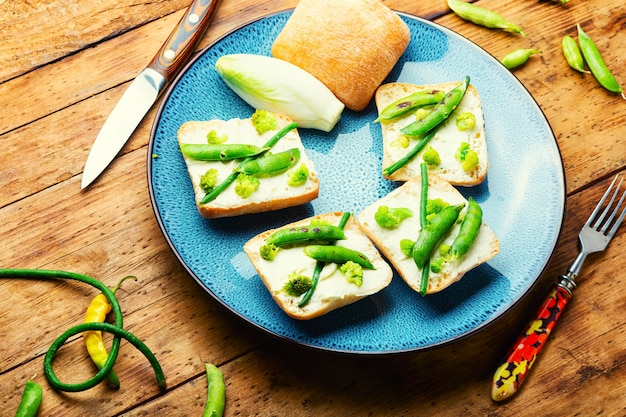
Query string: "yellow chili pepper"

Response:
xmin=83 ymin=275 xmax=136 ymax=388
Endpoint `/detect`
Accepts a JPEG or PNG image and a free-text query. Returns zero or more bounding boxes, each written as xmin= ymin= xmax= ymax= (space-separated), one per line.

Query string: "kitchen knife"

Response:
xmin=81 ymin=0 xmax=221 ymax=189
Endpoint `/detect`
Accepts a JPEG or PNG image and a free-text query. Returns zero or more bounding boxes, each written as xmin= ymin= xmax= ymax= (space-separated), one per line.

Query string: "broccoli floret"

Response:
xmin=455 ymin=142 xmax=479 ymax=172
xmin=259 ymin=243 xmax=279 ymax=261
xmin=199 ymin=168 xmax=219 ymax=193
xmin=340 ymin=261 xmax=363 ymax=287
xmin=374 ymin=205 xmax=413 ymax=229
xmin=251 ymin=109 xmax=278 ymax=135
xmin=399 ymin=239 xmax=415 ymax=257
xmin=391 ymin=134 xmax=410 ymax=149
xmin=282 ymin=273 xmax=312 ymax=297
xmin=206 ymin=129 xmax=228 ymax=144
xmin=425 ymin=198 xmax=450 ymax=222
xmin=430 ymin=257 xmax=446 ymax=273
xmin=287 ymin=163 xmax=309 ymax=186
xmin=422 ymin=145 xmax=441 ymax=167
xmin=234 ymin=173 xmax=260 ymax=198
xmin=455 ymin=112 xmax=476 ymax=131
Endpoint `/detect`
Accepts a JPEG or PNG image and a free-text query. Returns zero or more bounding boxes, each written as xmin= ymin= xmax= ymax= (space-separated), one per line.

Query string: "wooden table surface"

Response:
xmin=1 ymin=0 xmax=625 ymax=415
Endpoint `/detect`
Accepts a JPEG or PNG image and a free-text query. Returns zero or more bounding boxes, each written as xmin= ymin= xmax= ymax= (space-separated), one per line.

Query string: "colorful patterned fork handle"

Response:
xmin=491 ymin=277 xmax=573 ymax=401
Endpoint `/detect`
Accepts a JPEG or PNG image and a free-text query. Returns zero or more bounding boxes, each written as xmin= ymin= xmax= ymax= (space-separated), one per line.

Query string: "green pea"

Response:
xmin=561 ymin=35 xmax=589 ymax=74
xmin=180 ymin=143 xmax=267 ymax=161
xmin=447 ymin=0 xmax=525 ymax=36
xmin=237 ymin=148 xmax=300 ymax=177
xmin=303 ymin=245 xmax=375 ymax=270
xmin=577 ymin=24 xmax=623 ymax=94
xmin=449 ymin=197 xmax=483 ymax=260
xmin=376 ymin=89 xmax=446 ymax=122
xmin=412 ymin=203 xmax=465 ymax=270
xmin=501 ymin=49 xmax=542 ymax=70
xmin=266 ymin=224 xmax=346 ymax=248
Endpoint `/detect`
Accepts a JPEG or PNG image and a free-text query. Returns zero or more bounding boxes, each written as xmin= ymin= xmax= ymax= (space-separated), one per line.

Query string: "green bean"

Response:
xmin=561 ymin=35 xmax=589 ymax=73
xmin=237 ymin=148 xmax=300 ymax=177
xmin=200 ymin=122 xmax=298 ymax=204
xmin=412 ymin=203 xmax=464 ymax=270
xmin=180 ymin=143 xmax=267 ymax=161
xmin=577 ymin=25 xmax=623 ymax=94
xmin=266 ymin=224 xmax=346 ymax=247
xmin=303 ymin=245 xmax=375 ymax=270
xmin=203 ymin=363 xmax=225 ymax=417
xmin=400 ymin=76 xmax=470 ymax=137
xmin=449 ymin=197 xmax=483 ymax=260
xmin=447 ymin=0 xmax=525 ymax=36
xmin=501 ymin=49 xmax=542 ymax=70
xmin=299 ymin=212 xmax=351 ymax=307
xmin=375 ymin=89 xmax=445 ymax=122
xmin=383 ymin=127 xmax=438 ymax=177
xmin=14 ymin=380 xmax=42 ymax=417
xmin=419 ymin=163 xmax=430 ymax=296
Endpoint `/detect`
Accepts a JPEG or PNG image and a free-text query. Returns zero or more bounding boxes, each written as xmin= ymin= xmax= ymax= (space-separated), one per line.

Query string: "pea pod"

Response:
xmin=400 ymin=76 xmax=470 ymax=137
xmin=561 ymin=35 xmax=589 ymax=73
xmin=447 ymin=0 xmax=525 ymax=36
xmin=203 ymin=363 xmax=225 ymax=417
xmin=266 ymin=224 xmax=346 ymax=247
xmin=304 ymin=245 xmax=375 ymax=270
xmin=577 ymin=24 xmax=623 ymax=95
xmin=14 ymin=380 xmax=42 ymax=417
xmin=237 ymin=148 xmax=300 ymax=177
xmin=449 ymin=197 xmax=482 ymax=260
xmin=180 ymin=143 xmax=267 ymax=161
xmin=375 ymin=89 xmax=445 ymax=122
xmin=501 ymin=49 xmax=542 ymax=70
xmin=412 ymin=203 xmax=464 ymax=270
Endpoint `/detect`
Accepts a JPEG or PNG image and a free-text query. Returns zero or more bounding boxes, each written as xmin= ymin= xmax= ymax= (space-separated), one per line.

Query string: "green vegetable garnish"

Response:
xmin=251 ymin=109 xmax=278 ymax=135
xmin=287 ymin=163 xmax=310 ymax=186
xmin=283 ymin=273 xmax=313 ymax=297
xmin=374 ymin=205 xmax=413 ymax=229
xmin=340 ymin=261 xmax=363 ymax=287
xmin=234 ymin=173 xmax=259 ymax=198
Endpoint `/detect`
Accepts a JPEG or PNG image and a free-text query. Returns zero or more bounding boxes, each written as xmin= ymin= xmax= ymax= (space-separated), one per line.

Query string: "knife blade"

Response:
xmin=81 ymin=0 xmax=221 ymax=189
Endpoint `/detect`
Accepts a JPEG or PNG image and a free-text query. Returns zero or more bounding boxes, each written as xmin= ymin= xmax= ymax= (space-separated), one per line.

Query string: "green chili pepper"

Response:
xmin=180 ymin=143 xmax=267 ymax=161
xmin=447 ymin=0 xmax=525 ymax=36
xmin=304 ymin=245 xmax=375 ymax=270
xmin=14 ymin=379 xmax=42 ymax=417
xmin=201 ymin=122 xmax=298 ymax=204
xmin=449 ymin=197 xmax=483 ymax=260
xmin=561 ymin=35 xmax=589 ymax=73
xmin=577 ymin=24 xmax=623 ymax=95
xmin=412 ymin=203 xmax=465 ymax=270
xmin=203 ymin=363 xmax=225 ymax=417
xmin=501 ymin=49 xmax=542 ymax=70
xmin=400 ymin=76 xmax=470 ymax=137
xmin=419 ymin=163 xmax=430 ymax=296
xmin=375 ymin=89 xmax=446 ymax=122
xmin=299 ymin=212 xmax=351 ymax=307
xmin=266 ymin=224 xmax=346 ymax=248
xmin=237 ymin=148 xmax=300 ymax=177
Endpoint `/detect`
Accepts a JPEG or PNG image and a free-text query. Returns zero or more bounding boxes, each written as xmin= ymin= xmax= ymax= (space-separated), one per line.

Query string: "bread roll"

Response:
xmin=271 ymin=0 xmax=410 ymax=112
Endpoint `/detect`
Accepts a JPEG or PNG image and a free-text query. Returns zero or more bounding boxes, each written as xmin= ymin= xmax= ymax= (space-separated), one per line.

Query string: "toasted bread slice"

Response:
xmin=244 ymin=212 xmax=393 ymax=320
xmin=178 ymin=114 xmax=319 ymax=218
xmin=357 ymin=175 xmax=499 ymax=294
xmin=376 ymin=82 xmax=488 ymax=186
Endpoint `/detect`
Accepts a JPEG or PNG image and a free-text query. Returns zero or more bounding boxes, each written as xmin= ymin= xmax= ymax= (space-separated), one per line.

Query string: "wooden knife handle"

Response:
xmin=491 ymin=281 xmax=572 ymax=402
xmin=148 ymin=0 xmax=221 ymax=82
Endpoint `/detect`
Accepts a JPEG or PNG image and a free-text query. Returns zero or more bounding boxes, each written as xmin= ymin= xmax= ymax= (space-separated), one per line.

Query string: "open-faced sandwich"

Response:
xmin=178 ymin=110 xmax=319 ymax=218
xmin=357 ymin=174 xmax=499 ymax=295
xmin=376 ymin=80 xmax=489 ymax=186
xmin=243 ymin=212 xmax=393 ymax=320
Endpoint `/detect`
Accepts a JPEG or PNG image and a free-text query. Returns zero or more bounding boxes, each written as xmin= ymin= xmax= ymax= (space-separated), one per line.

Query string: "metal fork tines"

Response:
xmin=563 ymin=175 xmax=626 ymax=290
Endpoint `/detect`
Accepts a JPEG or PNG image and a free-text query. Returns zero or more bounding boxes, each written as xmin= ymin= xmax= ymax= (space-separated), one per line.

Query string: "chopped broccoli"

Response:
xmin=400 ymin=239 xmax=415 ymax=257
xmin=287 ymin=163 xmax=309 ymax=186
xmin=374 ymin=205 xmax=413 ymax=229
xmin=199 ymin=168 xmax=219 ymax=193
xmin=234 ymin=173 xmax=260 ymax=198
xmin=455 ymin=112 xmax=476 ymax=131
xmin=251 ymin=109 xmax=278 ymax=135
xmin=340 ymin=261 xmax=363 ymax=287
xmin=259 ymin=243 xmax=279 ymax=261
xmin=391 ymin=134 xmax=410 ymax=149
xmin=430 ymin=257 xmax=446 ymax=273
xmin=282 ymin=273 xmax=312 ymax=297
xmin=206 ymin=129 xmax=228 ymax=144
xmin=455 ymin=142 xmax=479 ymax=172
xmin=422 ymin=145 xmax=441 ymax=167
xmin=425 ymin=198 xmax=450 ymax=222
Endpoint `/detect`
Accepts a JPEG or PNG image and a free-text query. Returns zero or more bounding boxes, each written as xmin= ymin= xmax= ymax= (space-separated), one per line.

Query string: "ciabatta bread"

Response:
xmin=244 ymin=212 xmax=393 ymax=320
xmin=271 ymin=0 xmax=410 ymax=112
xmin=357 ymin=175 xmax=499 ymax=294
xmin=178 ymin=114 xmax=318 ymax=218
xmin=376 ymin=81 xmax=488 ymax=186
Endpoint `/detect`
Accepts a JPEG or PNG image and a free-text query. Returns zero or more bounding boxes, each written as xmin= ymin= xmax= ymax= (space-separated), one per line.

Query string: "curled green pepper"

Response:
xmin=180 ymin=143 xmax=267 ymax=161
xmin=237 ymin=148 xmax=300 ymax=177
xmin=14 ymin=379 xmax=42 ymax=417
xmin=412 ymin=203 xmax=465 ymax=270
xmin=266 ymin=224 xmax=346 ymax=248
xmin=449 ymin=197 xmax=482 ymax=260
xmin=376 ymin=89 xmax=445 ymax=122
xmin=303 ymin=245 xmax=375 ymax=270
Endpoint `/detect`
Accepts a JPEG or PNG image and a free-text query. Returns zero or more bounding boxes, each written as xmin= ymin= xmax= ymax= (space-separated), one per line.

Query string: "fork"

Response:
xmin=490 ymin=175 xmax=626 ymax=402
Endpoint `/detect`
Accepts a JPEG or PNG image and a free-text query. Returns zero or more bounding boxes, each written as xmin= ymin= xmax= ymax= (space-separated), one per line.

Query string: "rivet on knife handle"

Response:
xmin=491 ymin=277 xmax=573 ymax=402
xmin=148 ymin=0 xmax=221 ymax=82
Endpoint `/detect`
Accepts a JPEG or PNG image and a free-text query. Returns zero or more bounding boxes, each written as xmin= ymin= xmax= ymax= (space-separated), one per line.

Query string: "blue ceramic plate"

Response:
xmin=148 ymin=11 xmax=565 ymax=354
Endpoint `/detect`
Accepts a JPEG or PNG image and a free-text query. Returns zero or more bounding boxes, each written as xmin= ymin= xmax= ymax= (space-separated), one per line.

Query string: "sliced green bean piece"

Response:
xmin=237 ymin=148 xmax=300 ymax=177
xmin=203 ymin=363 xmax=225 ymax=417
xmin=304 ymin=245 xmax=375 ymax=270
xmin=375 ymin=89 xmax=445 ymax=122
xmin=561 ymin=35 xmax=589 ymax=73
xmin=447 ymin=0 xmax=525 ymax=36
xmin=419 ymin=163 xmax=430 ymax=296
xmin=180 ymin=143 xmax=267 ymax=161
xmin=412 ymin=203 xmax=464 ymax=270
xmin=577 ymin=24 xmax=623 ymax=94
xmin=266 ymin=224 xmax=346 ymax=248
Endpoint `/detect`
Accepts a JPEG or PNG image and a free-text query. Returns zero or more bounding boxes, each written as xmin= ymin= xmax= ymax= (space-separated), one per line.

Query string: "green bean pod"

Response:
xmin=400 ymin=76 xmax=470 ymax=137
xmin=237 ymin=148 xmax=300 ymax=177
xmin=304 ymin=245 xmax=375 ymax=270
xmin=412 ymin=203 xmax=464 ymax=270
xmin=501 ymin=49 xmax=542 ymax=70
xmin=203 ymin=363 xmax=225 ymax=417
xmin=14 ymin=380 xmax=42 ymax=417
xmin=449 ymin=197 xmax=483 ymax=260
xmin=447 ymin=0 xmax=525 ymax=36
xmin=561 ymin=35 xmax=589 ymax=73
xmin=266 ymin=224 xmax=346 ymax=248
xmin=577 ymin=24 xmax=623 ymax=94
xmin=375 ymin=89 xmax=446 ymax=122
xmin=180 ymin=143 xmax=267 ymax=161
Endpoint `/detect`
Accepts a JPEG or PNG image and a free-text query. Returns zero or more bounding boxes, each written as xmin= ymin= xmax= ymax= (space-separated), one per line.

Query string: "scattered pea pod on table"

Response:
xmin=561 ymin=35 xmax=589 ymax=73
xmin=14 ymin=379 xmax=42 ymax=417
xmin=203 ymin=363 xmax=226 ymax=417
xmin=577 ymin=24 xmax=624 ymax=97
xmin=447 ymin=0 xmax=525 ymax=36
xmin=501 ymin=49 xmax=542 ymax=70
